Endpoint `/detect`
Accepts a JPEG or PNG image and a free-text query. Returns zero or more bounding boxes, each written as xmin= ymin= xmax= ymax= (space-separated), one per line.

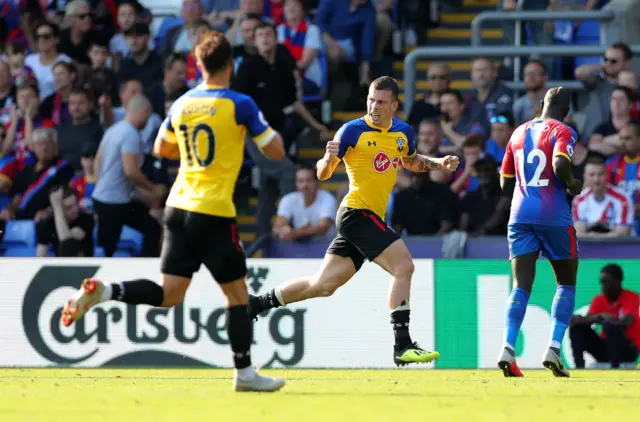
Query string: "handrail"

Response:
xmin=471 ymin=10 xmax=616 ymax=47
xmin=244 ymin=234 xmax=273 ymax=258
xmin=403 ymin=44 xmax=640 ymax=116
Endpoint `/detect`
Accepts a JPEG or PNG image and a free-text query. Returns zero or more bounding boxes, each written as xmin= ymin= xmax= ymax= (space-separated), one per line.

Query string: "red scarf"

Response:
xmin=283 ymin=19 xmax=309 ymax=63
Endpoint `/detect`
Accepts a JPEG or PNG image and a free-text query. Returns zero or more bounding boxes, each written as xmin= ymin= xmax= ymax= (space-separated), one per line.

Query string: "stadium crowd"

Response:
xmin=0 ymin=0 xmax=638 ymax=258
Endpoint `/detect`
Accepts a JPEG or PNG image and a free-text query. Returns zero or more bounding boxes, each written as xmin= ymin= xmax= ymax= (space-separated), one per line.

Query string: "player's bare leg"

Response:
xmin=542 ymin=258 xmax=578 ymax=378
xmin=498 ymin=252 xmax=537 ymax=377
xmin=373 ymin=239 xmax=440 ymax=366
xmin=249 ymin=253 xmax=356 ymax=319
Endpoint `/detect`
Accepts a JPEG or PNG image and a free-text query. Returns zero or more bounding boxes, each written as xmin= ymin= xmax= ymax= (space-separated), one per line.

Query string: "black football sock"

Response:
xmin=110 ymin=279 xmax=164 ymax=306
xmin=390 ymin=300 xmax=412 ymax=350
xmin=253 ymin=288 xmax=284 ymax=314
xmin=227 ymin=305 xmax=253 ymax=369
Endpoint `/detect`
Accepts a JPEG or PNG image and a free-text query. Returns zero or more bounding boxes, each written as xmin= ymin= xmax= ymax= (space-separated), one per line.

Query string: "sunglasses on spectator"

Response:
xmin=36 ymin=33 xmax=54 ymax=40
xmin=74 ymin=13 xmax=90 ymax=20
xmin=603 ymin=56 xmax=619 ymax=64
xmin=490 ymin=116 xmax=509 ymax=124
xmin=429 ymin=74 xmax=448 ymax=80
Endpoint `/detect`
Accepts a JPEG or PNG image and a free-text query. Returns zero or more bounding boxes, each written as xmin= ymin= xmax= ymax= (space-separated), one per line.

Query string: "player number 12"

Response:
xmin=516 ymin=149 xmax=549 ymax=187
xmin=179 ymin=123 xmax=215 ymax=167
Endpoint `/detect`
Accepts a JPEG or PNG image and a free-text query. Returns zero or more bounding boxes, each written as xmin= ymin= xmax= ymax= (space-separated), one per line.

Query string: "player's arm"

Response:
xmin=402 ymin=154 xmax=458 ymax=172
xmin=317 ymin=123 xmax=357 ymax=181
xmin=500 ymin=140 xmax=516 ymax=196
xmin=553 ymin=127 xmax=583 ymax=196
xmin=239 ymin=97 xmax=285 ymax=161
xmin=153 ymin=119 xmax=180 ymax=160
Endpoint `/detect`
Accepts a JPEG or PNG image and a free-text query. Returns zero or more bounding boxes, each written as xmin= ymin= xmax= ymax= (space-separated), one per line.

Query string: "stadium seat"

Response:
xmin=117 ymin=226 xmax=143 ymax=256
xmin=114 ymin=250 xmax=133 ymax=257
xmin=153 ymin=16 xmax=183 ymax=48
xmin=0 ymin=194 xmax=9 ymax=210
xmin=1 ymin=220 xmax=36 ymax=248
xmin=2 ymin=246 xmax=37 ymax=257
xmin=94 ymin=247 xmax=105 ymax=257
xmin=573 ymin=20 xmax=601 ymax=68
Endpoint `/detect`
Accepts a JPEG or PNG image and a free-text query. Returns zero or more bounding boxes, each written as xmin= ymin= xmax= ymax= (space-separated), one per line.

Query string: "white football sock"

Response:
xmin=235 ymin=366 xmax=256 ymax=381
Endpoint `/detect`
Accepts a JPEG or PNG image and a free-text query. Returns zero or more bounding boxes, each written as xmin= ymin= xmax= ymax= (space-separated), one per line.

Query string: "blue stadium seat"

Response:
xmin=114 ymin=250 xmax=133 ymax=257
xmin=0 ymin=194 xmax=9 ymax=210
xmin=302 ymin=51 xmax=329 ymax=103
xmin=1 ymin=220 xmax=36 ymax=248
xmin=3 ymin=247 xmax=37 ymax=257
xmin=94 ymin=246 xmax=105 ymax=257
xmin=154 ymin=16 xmax=183 ymax=48
xmin=117 ymin=226 xmax=143 ymax=256
xmin=573 ymin=20 xmax=601 ymax=68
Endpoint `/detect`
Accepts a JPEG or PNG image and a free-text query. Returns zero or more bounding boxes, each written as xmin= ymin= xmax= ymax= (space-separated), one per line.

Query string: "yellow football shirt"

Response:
xmin=337 ymin=116 xmax=417 ymax=219
xmin=162 ymin=84 xmax=275 ymax=218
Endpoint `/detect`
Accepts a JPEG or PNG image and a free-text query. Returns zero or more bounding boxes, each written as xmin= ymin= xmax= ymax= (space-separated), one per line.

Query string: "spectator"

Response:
xmin=86 ymin=39 xmax=119 ymax=107
xmin=573 ymin=158 xmax=633 ymax=238
xmin=40 ymin=62 xmax=77 ymax=126
xmin=203 ymin=0 xmax=240 ymax=30
xmin=4 ymin=41 xmax=36 ymax=89
xmin=264 ymin=0 xmax=285 ymax=25
xmin=273 ymin=167 xmax=336 ymax=241
xmin=25 ymin=22 xmax=72 ymax=100
xmin=576 ymin=42 xmax=632 ymax=140
xmin=470 ymin=57 xmax=512 ymax=130
xmin=0 ymin=127 xmax=74 ymax=222
xmin=513 ymin=59 xmax=548 ymax=125
xmin=232 ymin=13 xmax=262 ymax=62
xmin=184 ymin=20 xmax=212 ymax=87
xmin=316 ymin=0 xmax=376 ymax=86
xmin=459 ymin=156 xmax=508 ymax=236
xmin=36 ymin=186 xmax=95 ymax=257
xmin=278 ymin=0 xmax=323 ymax=97
xmin=70 ymin=142 xmax=98 ymax=213
xmin=570 ymin=263 xmax=640 ymax=368
xmin=450 ymin=135 xmax=485 ymax=198
xmin=148 ymin=53 xmax=189 ymax=116
xmin=439 ymin=89 xmax=486 ymax=149
xmin=486 ymin=112 xmax=515 ymax=163
xmin=118 ymin=23 xmax=164 ymax=85
xmin=158 ymin=0 xmax=206 ymax=57
xmin=391 ymin=172 xmax=458 ymax=235
xmin=56 ymin=88 xmax=103 ymax=171
xmin=406 ymin=63 xmax=451 ymax=127
xmin=416 ymin=119 xmax=445 ymax=157
xmin=110 ymin=1 xmax=155 ymax=62
xmin=227 ymin=0 xmax=268 ymax=46
xmin=605 ymin=122 xmax=640 ymax=223
xmin=372 ymin=0 xmax=393 ymax=62
xmin=92 ymin=94 xmax=164 ymax=257
xmin=589 ymin=86 xmax=633 ymax=157
xmin=0 ymin=60 xmax=17 ymax=127
xmin=59 ymin=0 xmax=94 ymax=66
xmin=617 ymin=70 xmax=640 ymax=120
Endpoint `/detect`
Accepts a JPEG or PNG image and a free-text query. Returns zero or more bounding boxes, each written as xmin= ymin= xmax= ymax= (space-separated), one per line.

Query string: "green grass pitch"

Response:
xmin=1 ymin=369 xmax=639 ymax=421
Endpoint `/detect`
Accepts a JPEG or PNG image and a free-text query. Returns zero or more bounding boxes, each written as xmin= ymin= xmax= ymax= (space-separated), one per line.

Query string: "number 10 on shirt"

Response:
xmin=516 ymin=149 xmax=549 ymax=188
xmin=179 ymin=123 xmax=216 ymax=167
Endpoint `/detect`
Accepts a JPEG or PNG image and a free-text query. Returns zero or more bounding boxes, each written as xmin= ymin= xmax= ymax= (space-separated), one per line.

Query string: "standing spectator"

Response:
xmin=391 ymin=172 xmax=459 ymax=235
xmin=439 ymin=89 xmax=487 ymax=149
xmin=573 ymin=158 xmax=633 ymax=238
xmin=0 ymin=61 xmax=17 ymax=127
xmin=59 ymin=0 xmax=94 ymax=66
xmin=36 ymin=186 xmax=95 ymax=257
xmin=450 ymin=135 xmax=485 ymax=198
xmin=470 ymin=56 xmax=512 ymax=129
xmin=273 ymin=167 xmax=336 ymax=241
xmin=226 ymin=0 xmax=268 ymax=46
xmin=70 ymin=143 xmax=98 ymax=213
xmin=92 ymin=95 xmax=164 ymax=257
xmin=372 ymin=0 xmax=393 ymax=63
xmin=570 ymin=264 xmax=640 ymax=368
xmin=513 ymin=59 xmax=548 ymax=125
xmin=232 ymin=14 xmax=262 ymax=63
xmin=1 ymin=127 xmax=74 ymax=221
xmin=278 ymin=0 xmax=323 ymax=97
xmin=56 ymin=88 xmax=103 ymax=170
xmin=110 ymin=1 xmax=154 ymax=62
xmin=576 ymin=42 xmax=632 ymax=140
xmin=605 ymin=122 xmax=640 ymax=225
xmin=486 ymin=112 xmax=515 ymax=163
xmin=589 ymin=86 xmax=633 ymax=157
xmin=40 ymin=62 xmax=77 ymax=126
xmin=118 ymin=23 xmax=164 ymax=85
xmin=459 ymin=156 xmax=508 ymax=236
xmin=406 ymin=63 xmax=451 ymax=127
xmin=158 ymin=0 xmax=205 ymax=57
xmin=25 ymin=22 xmax=72 ymax=100
xmin=316 ymin=0 xmax=376 ymax=85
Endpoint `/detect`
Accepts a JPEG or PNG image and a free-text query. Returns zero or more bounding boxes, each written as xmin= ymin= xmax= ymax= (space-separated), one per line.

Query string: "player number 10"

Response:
xmin=179 ymin=123 xmax=216 ymax=167
xmin=516 ymin=149 xmax=549 ymax=187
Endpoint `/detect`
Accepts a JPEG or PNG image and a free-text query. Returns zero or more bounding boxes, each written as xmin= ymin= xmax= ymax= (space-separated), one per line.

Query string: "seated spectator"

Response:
xmin=470 ymin=56 xmax=512 ymax=130
xmin=110 ymin=1 xmax=155 ymax=63
xmin=185 ymin=21 xmax=213 ymax=88
xmin=40 ymin=62 xmax=77 ymax=126
xmin=459 ymin=156 xmax=508 ymax=236
xmin=59 ymin=0 xmax=94 ymax=66
xmin=570 ymin=264 xmax=640 ymax=368
xmin=450 ymin=135 xmax=485 ymax=198
xmin=203 ymin=0 xmax=241 ymax=30
xmin=439 ymin=89 xmax=486 ymax=149
xmin=0 ymin=61 xmax=17 ymax=127
xmin=86 ymin=39 xmax=119 ymax=107
xmin=617 ymin=70 xmax=640 ymax=119
xmin=416 ymin=119 xmax=445 ymax=157
xmin=56 ymin=88 xmax=103 ymax=171
xmin=4 ymin=41 xmax=36 ymax=89
xmin=0 ymin=127 xmax=74 ymax=222
xmin=25 ymin=21 xmax=72 ymax=100
xmin=70 ymin=143 xmax=98 ymax=213
xmin=36 ymin=186 xmax=95 ymax=257
xmin=232 ymin=14 xmax=262 ymax=62
xmin=264 ymin=0 xmax=285 ymax=25
xmin=576 ymin=42 xmax=632 ymax=140
xmin=406 ymin=63 xmax=451 ymax=128
xmin=92 ymin=95 xmax=164 ymax=257
xmin=226 ymin=0 xmax=270 ymax=46
xmin=147 ymin=53 xmax=189 ymax=115
xmin=273 ymin=166 xmax=336 ymax=241
xmin=316 ymin=0 xmax=376 ymax=86
xmin=573 ymin=158 xmax=633 ymax=238
xmin=391 ymin=172 xmax=458 ymax=235
xmin=278 ymin=0 xmax=323 ymax=97
xmin=118 ymin=23 xmax=164 ymax=85
xmin=605 ymin=122 xmax=640 ymax=223
xmin=158 ymin=0 xmax=206 ymax=57
xmin=486 ymin=112 xmax=515 ymax=163
xmin=589 ymin=86 xmax=633 ymax=157
xmin=513 ymin=59 xmax=547 ymax=125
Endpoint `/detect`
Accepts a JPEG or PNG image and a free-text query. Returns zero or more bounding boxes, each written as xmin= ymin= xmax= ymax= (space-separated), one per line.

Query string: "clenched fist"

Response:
xmin=326 ymin=140 xmax=340 ymax=158
xmin=440 ymin=155 xmax=460 ymax=172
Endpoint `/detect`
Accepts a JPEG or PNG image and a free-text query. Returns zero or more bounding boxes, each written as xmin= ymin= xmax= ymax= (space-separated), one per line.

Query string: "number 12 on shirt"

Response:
xmin=516 ymin=149 xmax=549 ymax=187
xmin=179 ymin=123 xmax=216 ymax=167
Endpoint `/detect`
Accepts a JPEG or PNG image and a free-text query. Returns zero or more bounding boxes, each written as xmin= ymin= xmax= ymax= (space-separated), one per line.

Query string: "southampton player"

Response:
xmin=249 ymin=77 xmax=459 ymax=366
xmin=61 ymin=31 xmax=287 ymax=392
xmin=498 ymin=87 xmax=583 ymax=377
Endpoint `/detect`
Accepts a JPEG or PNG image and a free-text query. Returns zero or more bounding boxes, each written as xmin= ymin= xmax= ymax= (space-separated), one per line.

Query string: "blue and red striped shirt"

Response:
xmin=606 ymin=153 xmax=640 ymax=213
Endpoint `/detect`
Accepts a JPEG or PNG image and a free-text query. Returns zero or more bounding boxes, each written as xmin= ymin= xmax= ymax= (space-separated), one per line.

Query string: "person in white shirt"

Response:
xmin=572 ymin=158 xmax=634 ymax=238
xmin=273 ymin=167 xmax=337 ymax=241
xmin=25 ymin=22 xmax=72 ymax=100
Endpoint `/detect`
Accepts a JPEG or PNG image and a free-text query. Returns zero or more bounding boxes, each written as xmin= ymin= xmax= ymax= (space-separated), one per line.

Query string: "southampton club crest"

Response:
xmin=396 ymin=137 xmax=405 ymax=152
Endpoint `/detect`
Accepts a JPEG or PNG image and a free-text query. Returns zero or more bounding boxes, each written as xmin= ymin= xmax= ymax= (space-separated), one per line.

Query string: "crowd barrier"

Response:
xmin=1 ymin=258 xmax=638 ymax=369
